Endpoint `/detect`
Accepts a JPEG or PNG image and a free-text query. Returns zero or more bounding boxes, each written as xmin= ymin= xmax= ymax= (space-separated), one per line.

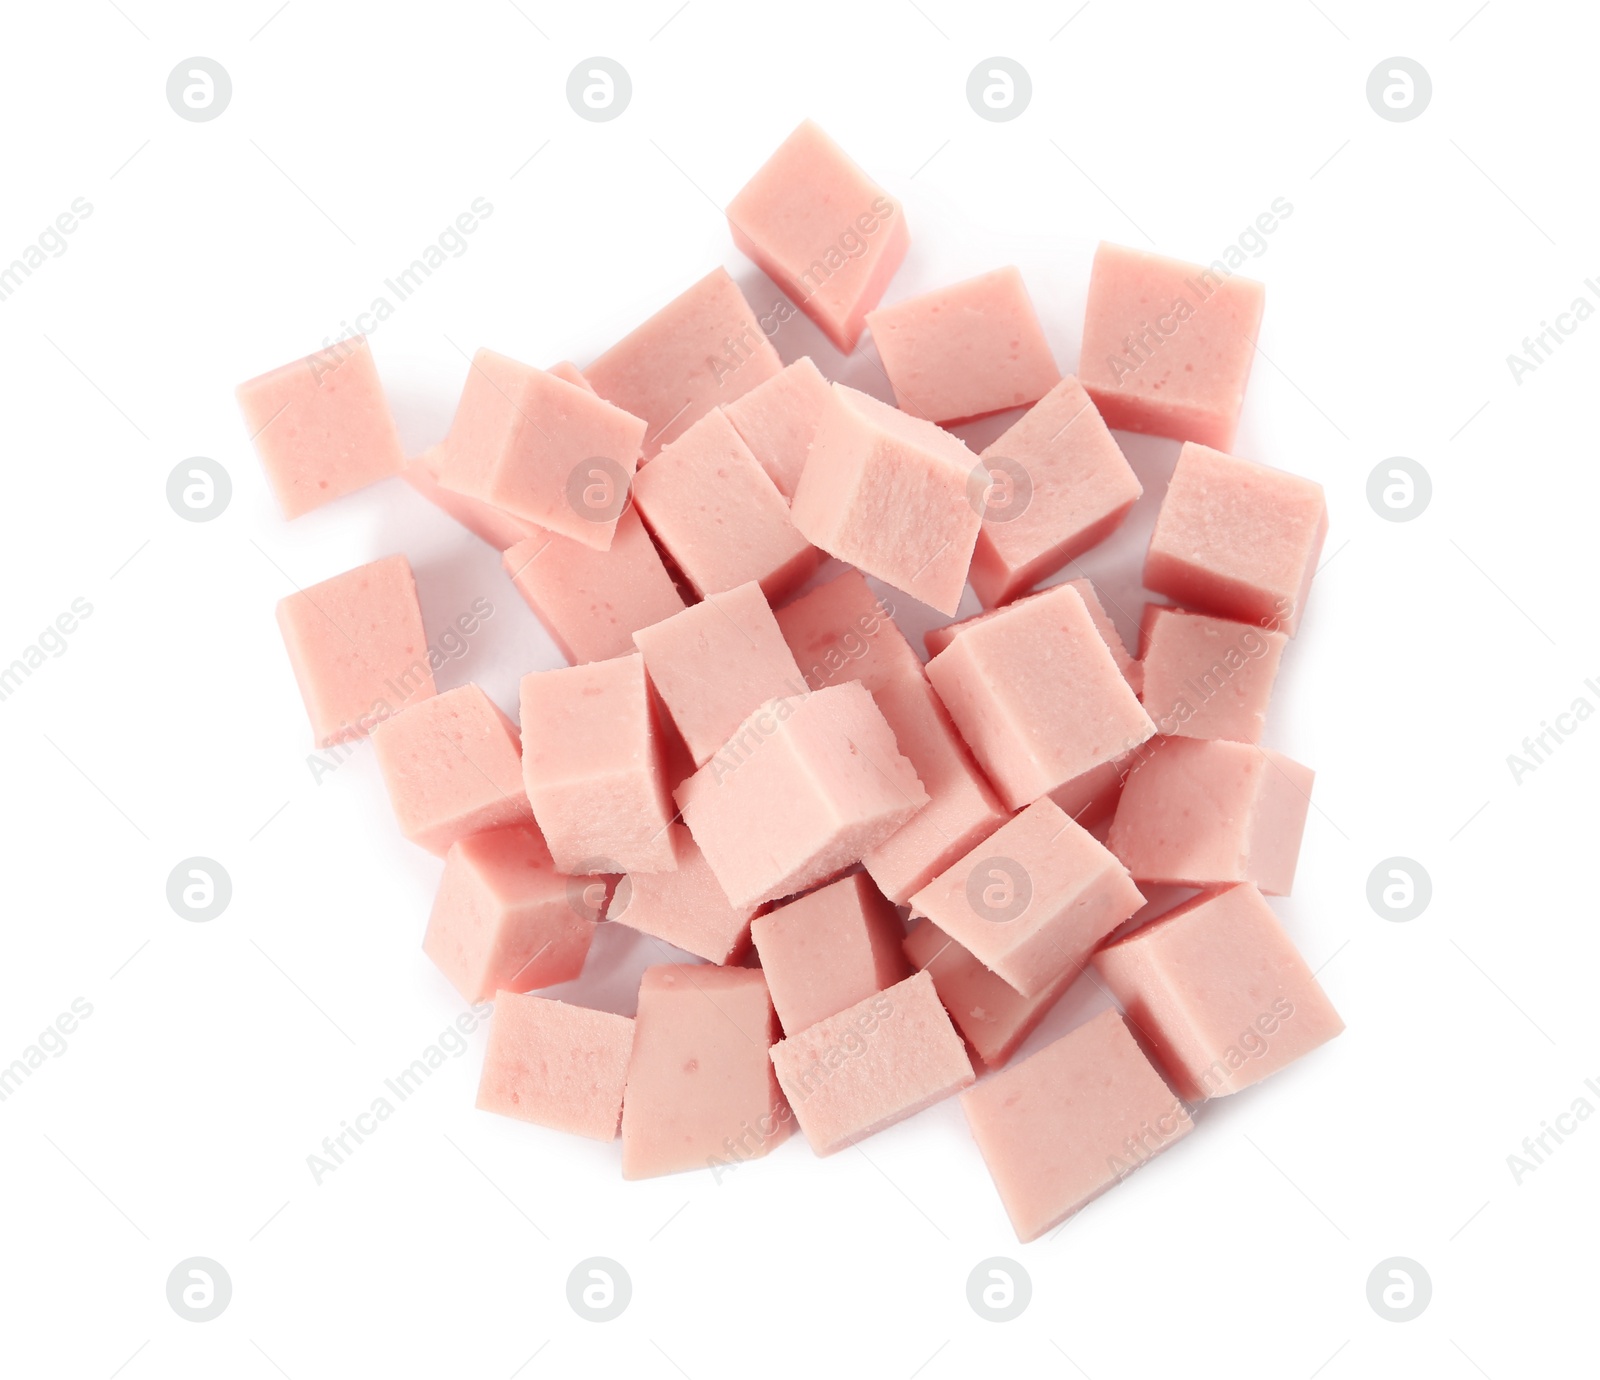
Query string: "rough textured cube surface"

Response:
xmin=404 ymin=444 xmax=540 ymax=550
xmin=722 ymin=356 xmax=834 ymax=499
xmin=237 ymin=336 xmax=405 ymax=519
xmin=503 ymin=508 xmax=685 ymax=665
xmin=927 ymin=582 xmax=1154 ymax=809
xmin=727 ymin=120 xmax=909 ymax=353
xmin=1145 ymin=442 xmax=1328 ymax=636
xmin=1079 ymin=242 xmax=1265 ymax=451
xmin=911 ymin=796 xmax=1144 ymax=998
xmin=1107 ymin=737 xmax=1312 ymax=895
xmin=1140 ymin=606 xmax=1286 ymax=742
xmin=867 ymin=267 xmax=1060 ymax=424
xmin=968 ymin=377 xmax=1142 ymax=607
xmin=776 ymin=571 xmax=1006 ymax=903
xmin=520 ymin=654 xmax=675 ymax=874
xmin=961 ymin=1009 xmax=1194 ymax=1241
xmin=770 ymin=971 xmax=972 ymax=1154
xmin=585 ymin=267 xmax=782 ymax=456
xmin=476 ymin=993 xmax=632 ymax=1140
xmin=1095 ymin=883 xmax=1344 ymax=1100
xmin=791 ymin=384 xmax=981 ymax=615
xmin=903 ymin=918 xmax=1075 ymax=1069
xmin=371 ymin=684 xmax=533 ymax=855
xmin=633 ymin=408 xmax=820 ymax=602
xmin=675 ymin=682 xmax=928 ymax=909
xmin=424 ymin=824 xmax=595 ymax=1001
xmin=276 ymin=553 xmax=434 ymax=747
xmin=437 ymin=349 xmax=645 ymax=551
xmin=607 ymin=824 xmax=758 ymax=964
xmin=634 ymin=581 xmax=805 ymax=768
xmin=751 ymin=874 xmax=909 ymax=1035
xmin=621 ymin=965 xmax=789 ymax=1178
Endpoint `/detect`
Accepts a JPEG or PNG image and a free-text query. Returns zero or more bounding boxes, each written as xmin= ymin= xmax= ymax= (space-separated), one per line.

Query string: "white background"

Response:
xmin=0 ymin=1 xmax=1593 ymax=1376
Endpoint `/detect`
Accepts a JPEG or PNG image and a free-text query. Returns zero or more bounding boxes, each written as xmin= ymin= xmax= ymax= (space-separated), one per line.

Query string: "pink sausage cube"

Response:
xmin=721 ymin=356 xmax=834 ymax=499
xmin=1140 ymin=606 xmax=1287 ymax=742
xmin=437 ymin=349 xmax=646 ymax=552
xmin=424 ymin=824 xmax=596 ymax=1002
xmin=903 ymin=918 xmax=1077 ymax=1069
xmin=632 ymin=409 xmax=821 ymax=603
xmin=403 ymin=444 xmax=540 ymax=551
xmin=1079 ymin=242 xmax=1265 ymax=451
xmin=633 ymin=581 xmax=805 ymax=768
xmin=769 ymin=970 xmax=974 ymax=1155
xmin=476 ymin=993 xmax=633 ymax=1141
xmin=961 ymin=1009 xmax=1194 ymax=1241
xmin=371 ymin=684 xmax=533 ymax=856
xmin=775 ymin=568 xmax=920 ymax=695
xmin=607 ymin=824 xmax=759 ymax=965
xmin=968 ymin=377 xmax=1143 ymax=607
xmin=675 ymin=682 xmax=928 ymax=909
xmin=1094 ymin=883 xmax=1345 ymax=1100
xmin=621 ymin=964 xmax=790 ymax=1178
xmin=866 ymin=267 xmax=1060 ymax=424
xmin=519 ymin=654 xmax=675 ymax=875
xmin=1145 ymin=442 xmax=1328 ymax=637
xmin=236 ymin=336 xmax=405 ymax=519
xmin=775 ymin=571 xmax=1006 ymax=902
xmin=927 ymin=582 xmax=1154 ymax=810
xmin=276 ymin=553 xmax=434 ymax=748
xmin=925 ymin=577 xmax=1139 ymax=689
xmin=750 ymin=873 xmax=909 ymax=1035
xmin=726 ymin=120 xmax=909 ymax=354
xmin=1107 ymin=737 xmax=1313 ymax=895
xmin=910 ymin=796 xmax=1144 ymax=998
xmin=790 ymin=384 xmax=981 ymax=616
xmin=502 ymin=508 xmax=686 ymax=666
xmin=585 ymin=267 xmax=783 ymax=457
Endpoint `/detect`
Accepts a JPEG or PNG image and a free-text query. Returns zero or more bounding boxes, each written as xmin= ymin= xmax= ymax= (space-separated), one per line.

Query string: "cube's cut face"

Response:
xmin=768 ymin=970 xmax=974 ymax=1155
xmin=585 ymin=267 xmax=783 ymax=456
xmin=1106 ymin=736 xmax=1313 ymax=895
xmin=968 ymin=376 xmax=1143 ymax=608
xmin=632 ymin=409 xmax=820 ymax=604
xmin=503 ymin=508 xmax=686 ymax=665
xmin=425 ymin=824 xmax=596 ymax=1002
xmin=774 ymin=568 xmax=920 ymax=697
xmin=437 ymin=349 xmax=646 ymax=552
xmin=519 ymin=653 xmax=675 ymax=875
xmin=1145 ymin=442 xmax=1328 ymax=636
xmin=927 ymin=582 xmax=1154 ymax=808
xmin=790 ymin=385 xmax=982 ymax=616
xmin=276 ymin=553 xmax=434 ymax=747
xmin=866 ymin=267 xmax=1060 ymax=424
xmin=751 ymin=873 xmax=909 ymax=1035
xmin=722 ymin=356 xmax=834 ymax=499
xmin=633 ymin=580 xmax=805 ymax=768
xmin=606 ymin=824 xmax=758 ymax=965
xmin=910 ymin=795 xmax=1144 ymax=997
xmin=961 ymin=1009 xmax=1194 ymax=1241
xmin=726 ymin=120 xmax=909 ymax=354
xmin=476 ymin=992 xmax=634 ymax=1141
xmin=674 ymin=682 xmax=928 ymax=909
xmin=1139 ymin=606 xmax=1287 ymax=743
xmin=1094 ymin=883 xmax=1344 ymax=1101
xmin=237 ymin=336 xmax=405 ymax=519
xmin=621 ymin=965 xmax=789 ymax=1178
xmin=1079 ymin=242 xmax=1265 ymax=451
xmin=371 ymin=683 xmax=533 ymax=856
